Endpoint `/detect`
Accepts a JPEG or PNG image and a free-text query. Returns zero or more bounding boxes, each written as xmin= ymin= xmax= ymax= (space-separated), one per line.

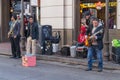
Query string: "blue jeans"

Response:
xmin=87 ymin=46 xmax=103 ymax=70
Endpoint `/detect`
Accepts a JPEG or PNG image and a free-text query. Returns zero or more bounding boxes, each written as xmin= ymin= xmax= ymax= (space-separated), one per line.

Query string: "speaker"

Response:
xmin=61 ymin=46 xmax=70 ymax=56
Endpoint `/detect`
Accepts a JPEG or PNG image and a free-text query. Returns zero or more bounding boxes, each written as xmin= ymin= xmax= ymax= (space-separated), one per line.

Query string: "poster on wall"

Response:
xmin=31 ymin=0 xmax=38 ymax=6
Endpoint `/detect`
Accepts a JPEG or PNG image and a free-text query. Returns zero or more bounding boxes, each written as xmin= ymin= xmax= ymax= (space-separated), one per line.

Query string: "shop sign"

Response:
xmin=80 ymin=2 xmax=117 ymax=9
xmin=95 ymin=1 xmax=102 ymax=10
xmin=31 ymin=0 xmax=38 ymax=6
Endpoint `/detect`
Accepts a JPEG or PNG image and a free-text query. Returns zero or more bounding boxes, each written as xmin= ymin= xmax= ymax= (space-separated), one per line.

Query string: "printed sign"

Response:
xmin=31 ymin=0 xmax=38 ymax=6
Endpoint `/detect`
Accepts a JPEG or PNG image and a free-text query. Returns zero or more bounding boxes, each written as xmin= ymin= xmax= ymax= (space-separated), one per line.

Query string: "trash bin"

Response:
xmin=70 ymin=46 xmax=76 ymax=57
xmin=52 ymin=44 xmax=59 ymax=53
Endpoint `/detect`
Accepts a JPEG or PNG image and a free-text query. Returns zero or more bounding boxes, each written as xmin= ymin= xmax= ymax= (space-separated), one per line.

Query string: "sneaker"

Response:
xmin=9 ymin=56 xmax=16 ymax=59
xmin=98 ymin=69 xmax=102 ymax=72
xmin=85 ymin=68 xmax=92 ymax=71
xmin=15 ymin=56 xmax=21 ymax=59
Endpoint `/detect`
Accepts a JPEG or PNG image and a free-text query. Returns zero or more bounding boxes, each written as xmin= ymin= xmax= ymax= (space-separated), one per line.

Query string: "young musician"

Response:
xmin=8 ymin=15 xmax=21 ymax=59
xmin=85 ymin=17 xmax=104 ymax=72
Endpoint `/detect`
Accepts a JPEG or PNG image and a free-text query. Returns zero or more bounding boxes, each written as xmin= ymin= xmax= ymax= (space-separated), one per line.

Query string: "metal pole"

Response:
xmin=20 ymin=0 xmax=26 ymax=51
xmin=105 ymin=0 xmax=110 ymax=61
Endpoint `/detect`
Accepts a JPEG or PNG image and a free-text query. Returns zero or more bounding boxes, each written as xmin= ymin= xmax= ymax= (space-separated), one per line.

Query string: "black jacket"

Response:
xmin=27 ymin=22 xmax=39 ymax=40
xmin=87 ymin=25 xmax=104 ymax=50
xmin=12 ymin=21 xmax=21 ymax=37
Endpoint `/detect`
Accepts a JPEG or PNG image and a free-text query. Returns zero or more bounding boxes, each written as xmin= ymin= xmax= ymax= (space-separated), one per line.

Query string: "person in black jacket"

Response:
xmin=26 ymin=16 xmax=39 ymax=55
xmin=85 ymin=17 xmax=104 ymax=72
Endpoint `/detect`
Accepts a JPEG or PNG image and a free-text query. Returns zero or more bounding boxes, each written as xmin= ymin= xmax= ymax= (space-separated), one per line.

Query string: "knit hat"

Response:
xmin=12 ymin=14 xmax=17 ymax=20
xmin=80 ymin=26 xmax=86 ymax=33
xmin=85 ymin=11 xmax=91 ymax=16
xmin=92 ymin=17 xmax=99 ymax=22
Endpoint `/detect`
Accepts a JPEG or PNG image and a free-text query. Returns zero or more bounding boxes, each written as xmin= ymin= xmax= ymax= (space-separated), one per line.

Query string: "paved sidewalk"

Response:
xmin=0 ymin=42 xmax=11 ymax=55
xmin=0 ymin=42 xmax=120 ymax=70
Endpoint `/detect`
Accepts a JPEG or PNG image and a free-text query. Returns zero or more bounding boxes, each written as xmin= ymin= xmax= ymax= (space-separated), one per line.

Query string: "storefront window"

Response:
xmin=80 ymin=0 xmax=117 ymax=29
xmin=10 ymin=0 xmax=30 ymax=14
xmin=108 ymin=0 xmax=117 ymax=29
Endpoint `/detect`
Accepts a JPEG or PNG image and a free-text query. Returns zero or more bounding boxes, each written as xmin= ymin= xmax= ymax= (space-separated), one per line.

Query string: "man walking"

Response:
xmin=85 ymin=17 xmax=104 ymax=72
xmin=26 ymin=16 xmax=39 ymax=55
xmin=8 ymin=15 xmax=21 ymax=59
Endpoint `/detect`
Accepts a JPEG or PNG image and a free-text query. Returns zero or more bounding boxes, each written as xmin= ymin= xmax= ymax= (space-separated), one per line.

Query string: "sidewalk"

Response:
xmin=0 ymin=42 xmax=11 ymax=55
xmin=0 ymin=42 xmax=120 ymax=70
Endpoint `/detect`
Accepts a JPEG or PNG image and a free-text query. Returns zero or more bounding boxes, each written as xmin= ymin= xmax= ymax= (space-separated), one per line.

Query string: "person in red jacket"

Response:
xmin=77 ymin=25 xmax=86 ymax=46
xmin=24 ymin=15 xmax=28 ymax=39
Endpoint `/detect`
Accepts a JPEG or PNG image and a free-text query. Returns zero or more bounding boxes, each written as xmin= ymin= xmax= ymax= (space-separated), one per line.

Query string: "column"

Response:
xmin=0 ymin=0 xmax=2 ymax=42
xmin=0 ymin=0 xmax=10 ymax=42
xmin=117 ymin=0 xmax=120 ymax=29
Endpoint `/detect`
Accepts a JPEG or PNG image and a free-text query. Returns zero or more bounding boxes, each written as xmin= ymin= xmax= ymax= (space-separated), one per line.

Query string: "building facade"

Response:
xmin=0 ymin=0 xmax=119 ymax=47
xmin=40 ymin=0 xmax=80 ymax=45
xmin=40 ymin=0 xmax=119 ymax=46
xmin=0 ymin=0 xmax=30 ymax=42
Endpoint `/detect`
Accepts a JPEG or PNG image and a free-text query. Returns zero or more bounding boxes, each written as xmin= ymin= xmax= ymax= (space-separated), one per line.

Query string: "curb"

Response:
xmin=0 ymin=52 xmax=120 ymax=70
xmin=37 ymin=55 xmax=120 ymax=70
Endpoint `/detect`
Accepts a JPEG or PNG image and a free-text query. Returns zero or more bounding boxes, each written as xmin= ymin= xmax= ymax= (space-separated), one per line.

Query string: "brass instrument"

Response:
xmin=8 ymin=21 xmax=17 ymax=38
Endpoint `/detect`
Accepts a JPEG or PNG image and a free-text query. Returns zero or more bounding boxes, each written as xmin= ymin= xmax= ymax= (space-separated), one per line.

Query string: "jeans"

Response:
xmin=87 ymin=46 xmax=103 ymax=70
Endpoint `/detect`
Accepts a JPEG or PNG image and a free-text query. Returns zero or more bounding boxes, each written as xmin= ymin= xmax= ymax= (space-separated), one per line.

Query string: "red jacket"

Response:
xmin=78 ymin=25 xmax=86 ymax=43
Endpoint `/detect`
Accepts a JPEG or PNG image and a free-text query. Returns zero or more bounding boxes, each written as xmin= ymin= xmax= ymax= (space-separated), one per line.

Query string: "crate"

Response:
xmin=22 ymin=55 xmax=36 ymax=67
xmin=112 ymin=54 xmax=120 ymax=64
xmin=61 ymin=46 xmax=70 ymax=56
xmin=112 ymin=47 xmax=120 ymax=55
xmin=76 ymin=46 xmax=88 ymax=58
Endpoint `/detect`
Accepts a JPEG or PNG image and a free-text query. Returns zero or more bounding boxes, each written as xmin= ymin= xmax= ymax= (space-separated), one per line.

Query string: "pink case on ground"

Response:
xmin=22 ymin=56 xmax=36 ymax=67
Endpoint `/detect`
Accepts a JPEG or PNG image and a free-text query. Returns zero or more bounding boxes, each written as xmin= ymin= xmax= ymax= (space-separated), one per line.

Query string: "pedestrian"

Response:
xmin=108 ymin=14 xmax=114 ymax=29
xmin=84 ymin=11 xmax=91 ymax=26
xmin=85 ymin=17 xmax=104 ymax=72
xmin=24 ymin=15 xmax=28 ymax=39
xmin=77 ymin=24 xmax=86 ymax=46
xmin=17 ymin=14 xmax=21 ymax=23
xmin=26 ymin=16 xmax=39 ymax=55
xmin=84 ymin=11 xmax=95 ymax=36
xmin=8 ymin=14 xmax=21 ymax=59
